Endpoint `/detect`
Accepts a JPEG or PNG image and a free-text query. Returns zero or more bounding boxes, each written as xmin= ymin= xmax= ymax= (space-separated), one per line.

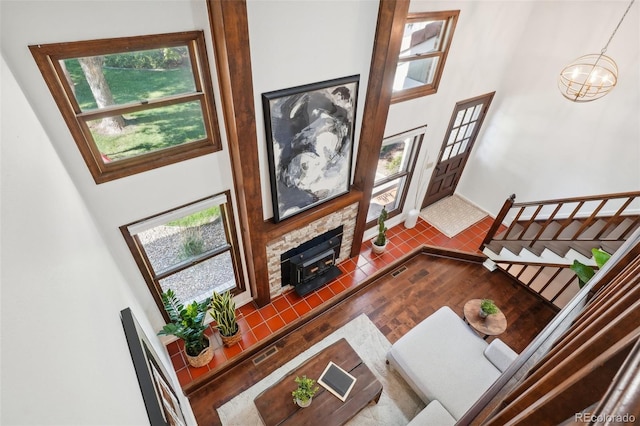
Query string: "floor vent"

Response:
xmin=252 ymin=345 xmax=278 ymax=366
xmin=391 ymin=266 xmax=408 ymax=277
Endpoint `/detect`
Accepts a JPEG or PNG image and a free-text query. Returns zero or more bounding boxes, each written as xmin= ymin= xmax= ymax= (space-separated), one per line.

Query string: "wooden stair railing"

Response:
xmin=496 ymin=262 xmax=579 ymax=310
xmin=461 ymin=234 xmax=640 ymax=425
xmin=482 ymin=191 xmax=640 ymax=309
xmin=481 ymin=191 xmax=640 ymax=260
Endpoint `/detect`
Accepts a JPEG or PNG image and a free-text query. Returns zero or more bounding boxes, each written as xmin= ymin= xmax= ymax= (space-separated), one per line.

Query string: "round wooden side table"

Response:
xmin=463 ymin=299 xmax=507 ymax=340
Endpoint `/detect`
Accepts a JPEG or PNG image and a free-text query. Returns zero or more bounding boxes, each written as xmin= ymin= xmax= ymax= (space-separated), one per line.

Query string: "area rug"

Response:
xmin=217 ymin=314 xmax=425 ymax=425
xmin=420 ymin=194 xmax=488 ymax=238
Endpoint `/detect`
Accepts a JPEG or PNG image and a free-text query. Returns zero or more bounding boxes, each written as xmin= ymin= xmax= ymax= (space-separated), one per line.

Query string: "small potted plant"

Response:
xmin=371 ymin=206 xmax=389 ymax=254
xmin=157 ymin=289 xmax=213 ymax=368
xmin=210 ymin=290 xmax=241 ymax=347
xmin=479 ymin=299 xmax=499 ymax=318
xmin=292 ymin=375 xmax=319 ymax=408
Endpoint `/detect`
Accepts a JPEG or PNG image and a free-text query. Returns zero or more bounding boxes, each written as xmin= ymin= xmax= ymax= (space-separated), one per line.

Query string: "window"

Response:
xmin=367 ymin=127 xmax=424 ymax=224
xmin=391 ymin=11 xmax=459 ymax=103
xmin=121 ymin=192 xmax=244 ymax=318
xmin=30 ymin=31 xmax=221 ymax=183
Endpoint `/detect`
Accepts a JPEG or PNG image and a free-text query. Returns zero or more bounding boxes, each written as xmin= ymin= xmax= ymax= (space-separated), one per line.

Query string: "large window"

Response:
xmin=30 ymin=31 xmax=221 ymax=183
xmin=121 ymin=192 xmax=244 ymax=319
xmin=367 ymin=127 xmax=424 ymax=224
xmin=392 ymin=11 xmax=459 ymax=103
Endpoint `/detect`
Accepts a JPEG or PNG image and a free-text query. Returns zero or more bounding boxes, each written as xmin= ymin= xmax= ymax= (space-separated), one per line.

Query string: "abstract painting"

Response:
xmin=262 ymin=75 xmax=359 ymax=222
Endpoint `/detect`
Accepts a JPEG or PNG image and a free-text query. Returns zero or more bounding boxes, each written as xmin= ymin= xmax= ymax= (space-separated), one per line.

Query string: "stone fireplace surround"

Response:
xmin=265 ymin=202 xmax=359 ymax=298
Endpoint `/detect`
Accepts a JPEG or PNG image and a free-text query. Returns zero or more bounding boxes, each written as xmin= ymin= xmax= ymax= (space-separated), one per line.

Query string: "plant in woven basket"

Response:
xmin=157 ymin=289 xmax=212 ymax=357
xmin=210 ymin=290 xmax=239 ymax=344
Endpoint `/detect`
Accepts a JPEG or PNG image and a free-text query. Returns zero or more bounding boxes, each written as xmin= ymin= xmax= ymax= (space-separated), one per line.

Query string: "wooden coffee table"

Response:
xmin=254 ymin=338 xmax=383 ymax=426
xmin=463 ymin=299 xmax=507 ymax=339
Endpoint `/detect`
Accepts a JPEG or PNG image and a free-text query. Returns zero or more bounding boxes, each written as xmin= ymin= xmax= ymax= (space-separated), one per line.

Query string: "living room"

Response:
xmin=1 ymin=1 xmax=639 ymax=425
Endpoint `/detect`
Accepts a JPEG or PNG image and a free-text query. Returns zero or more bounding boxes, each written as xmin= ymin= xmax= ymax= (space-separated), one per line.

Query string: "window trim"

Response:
xmin=120 ymin=191 xmax=244 ymax=321
xmin=366 ymin=126 xmax=425 ymax=227
xmin=30 ymin=31 xmax=222 ymax=184
xmin=391 ymin=10 xmax=460 ymax=104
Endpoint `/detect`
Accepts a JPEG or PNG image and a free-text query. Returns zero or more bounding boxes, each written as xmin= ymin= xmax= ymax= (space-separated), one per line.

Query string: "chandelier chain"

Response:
xmin=601 ymin=0 xmax=636 ymax=54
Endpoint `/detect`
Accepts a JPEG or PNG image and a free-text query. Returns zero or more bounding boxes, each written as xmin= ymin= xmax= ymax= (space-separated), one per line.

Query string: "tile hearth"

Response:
xmin=167 ymin=216 xmax=494 ymax=389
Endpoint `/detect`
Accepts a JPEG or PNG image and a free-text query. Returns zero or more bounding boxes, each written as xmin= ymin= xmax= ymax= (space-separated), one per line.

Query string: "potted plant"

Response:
xmin=210 ymin=290 xmax=241 ymax=347
xmin=157 ymin=289 xmax=213 ymax=368
xmin=371 ymin=206 xmax=389 ymax=254
xmin=292 ymin=375 xmax=319 ymax=408
xmin=570 ymin=248 xmax=611 ymax=288
xmin=479 ymin=299 xmax=499 ymax=318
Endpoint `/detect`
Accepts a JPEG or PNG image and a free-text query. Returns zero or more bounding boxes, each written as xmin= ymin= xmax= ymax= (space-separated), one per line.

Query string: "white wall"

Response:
xmin=0 ymin=0 xmax=237 ymax=331
xmin=0 ymin=1 xmax=215 ymax=423
xmin=1 ymin=56 xmax=163 ymax=425
xmin=458 ymin=1 xmax=640 ymax=213
xmin=246 ymin=0 xmax=380 ymax=220
xmin=387 ymin=1 xmax=640 ymax=219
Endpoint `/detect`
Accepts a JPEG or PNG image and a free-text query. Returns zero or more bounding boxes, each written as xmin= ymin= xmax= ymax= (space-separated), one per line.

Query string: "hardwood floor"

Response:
xmin=189 ymin=252 xmax=557 ymax=425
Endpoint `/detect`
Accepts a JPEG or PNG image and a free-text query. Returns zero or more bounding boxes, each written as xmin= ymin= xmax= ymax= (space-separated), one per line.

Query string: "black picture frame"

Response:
xmin=262 ymin=75 xmax=359 ymax=222
xmin=121 ymin=308 xmax=186 ymax=426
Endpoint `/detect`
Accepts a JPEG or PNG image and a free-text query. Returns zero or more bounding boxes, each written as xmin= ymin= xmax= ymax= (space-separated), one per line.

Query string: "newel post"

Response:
xmin=480 ymin=194 xmax=516 ymax=249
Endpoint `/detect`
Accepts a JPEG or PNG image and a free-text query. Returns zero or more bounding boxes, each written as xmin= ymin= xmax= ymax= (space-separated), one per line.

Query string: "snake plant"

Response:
xmin=210 ymin=291 xmax=238 ymax=337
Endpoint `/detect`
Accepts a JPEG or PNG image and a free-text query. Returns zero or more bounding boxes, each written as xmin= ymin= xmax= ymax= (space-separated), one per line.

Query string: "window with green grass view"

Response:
xmin=122 ymin=192 xmax=244 ymax=315
xmin=30 ymin=31 xmax=221 ymax=183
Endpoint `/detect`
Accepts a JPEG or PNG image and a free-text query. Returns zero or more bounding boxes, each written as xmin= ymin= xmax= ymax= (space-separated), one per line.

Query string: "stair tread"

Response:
xmin=539 ymin=221 xmax=563 ymax=238
xmin=601 ymin=240 xmax=624 ymax=254
xmin=567 ymin=241 xmax=596 ymax=257
xmin=576 ymin=219 xmax=608 ymax=240
xmin=556 ymin=221 xmax=583 ymax=240
xmin=486 ymin=241 xmax=505 ymax=254
xmin=522 ymin=243 xmax=545 ymax=257
xmin=500 ymin=241 xmax=528 ymax=255
xmin=501 ymin=223 xmax=524 ymax=239
xmin=602 ymin=217 xmax=638 ymax=240
xmin=542 ymin=241 xmax=572 ymax=258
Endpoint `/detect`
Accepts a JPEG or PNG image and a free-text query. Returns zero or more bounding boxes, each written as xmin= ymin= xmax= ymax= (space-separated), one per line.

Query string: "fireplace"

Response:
xmin=281 ymin=226 xmax=343 ymax=296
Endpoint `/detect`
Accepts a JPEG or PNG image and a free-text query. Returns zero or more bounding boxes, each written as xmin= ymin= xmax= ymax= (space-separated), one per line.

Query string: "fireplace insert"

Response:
xmin=282 ymin=227 xmax=343 ymax=296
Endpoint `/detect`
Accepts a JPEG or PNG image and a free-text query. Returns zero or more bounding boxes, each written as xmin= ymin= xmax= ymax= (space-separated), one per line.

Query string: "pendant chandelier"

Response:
xmin=558 ymin=0 xmax=635 ymax=102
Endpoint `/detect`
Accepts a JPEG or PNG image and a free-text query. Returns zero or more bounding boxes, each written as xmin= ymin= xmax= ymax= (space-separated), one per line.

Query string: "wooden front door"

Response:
xmin=422 ymin=92 xmax=495 ymax=208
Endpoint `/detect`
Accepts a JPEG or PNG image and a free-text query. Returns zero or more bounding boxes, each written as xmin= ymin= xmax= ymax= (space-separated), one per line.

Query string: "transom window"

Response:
xmin=30 ymin=31 xmax=221 ymax=183
xmin=392 ymin=10 xmax=459 ymax=103
xmin=367 ymin=127 xmax=424 ymax=224
xmin=121 ymin=192 xmax=244 ymax=319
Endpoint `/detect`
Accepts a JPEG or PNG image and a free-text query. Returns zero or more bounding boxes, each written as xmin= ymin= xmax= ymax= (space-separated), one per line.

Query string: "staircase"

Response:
xmin=481 ymin=192 xmax=640 ymax=309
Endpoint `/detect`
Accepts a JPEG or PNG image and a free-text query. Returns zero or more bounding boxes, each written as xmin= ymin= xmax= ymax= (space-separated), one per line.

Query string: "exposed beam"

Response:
xmin=351 ymin=0 xmax=410 ymax=256
xmin=207 ymin=0 xmax=270 ymax=305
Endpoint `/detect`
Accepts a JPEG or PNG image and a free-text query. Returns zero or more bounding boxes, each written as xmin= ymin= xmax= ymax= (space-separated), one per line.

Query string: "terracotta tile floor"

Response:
xmin=168 ymin=216 xmax=495 ymax=388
